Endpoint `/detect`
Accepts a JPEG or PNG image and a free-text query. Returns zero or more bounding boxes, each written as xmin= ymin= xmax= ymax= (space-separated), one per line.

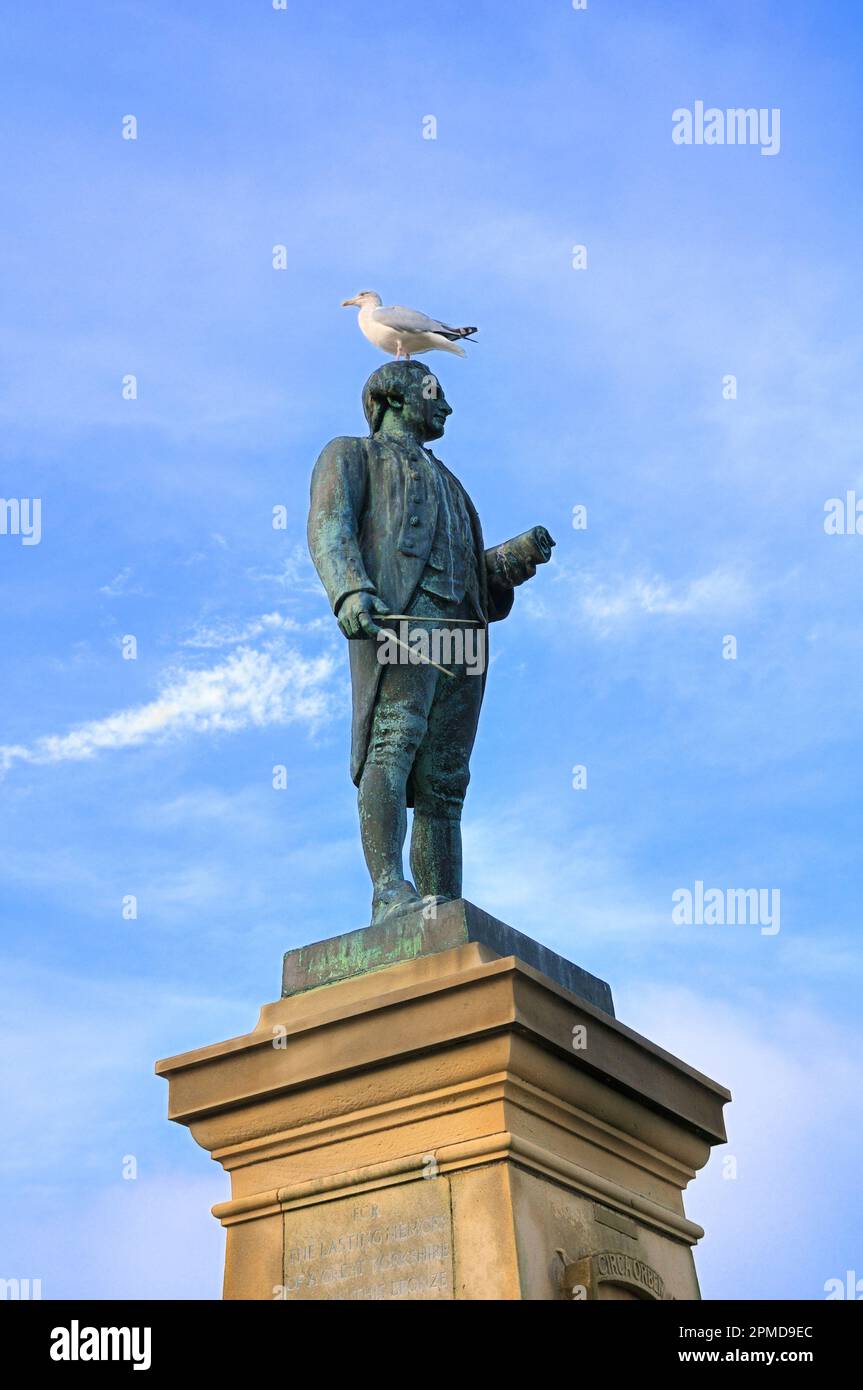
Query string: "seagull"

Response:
xmin=341 ymin=290 xmax=478 ymax=359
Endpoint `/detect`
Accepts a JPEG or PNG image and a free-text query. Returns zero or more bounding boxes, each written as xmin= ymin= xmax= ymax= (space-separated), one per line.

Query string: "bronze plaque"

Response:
xmin=281 ymin=1179 xmax=453 ymax=1301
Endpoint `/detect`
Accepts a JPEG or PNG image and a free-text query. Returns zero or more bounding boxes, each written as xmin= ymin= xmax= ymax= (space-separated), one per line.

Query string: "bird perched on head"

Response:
xmin=341 ymin=290 xmax=478 ymax=359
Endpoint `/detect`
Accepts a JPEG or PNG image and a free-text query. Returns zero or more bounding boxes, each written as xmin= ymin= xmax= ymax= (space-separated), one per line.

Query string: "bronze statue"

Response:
xmin=308 ymin=360 xmax=553 ymax=925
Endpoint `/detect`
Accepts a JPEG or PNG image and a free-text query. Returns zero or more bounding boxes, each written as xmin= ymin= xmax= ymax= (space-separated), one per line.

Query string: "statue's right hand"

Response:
xmin=337 ymin=592 xmax=388 ymax=639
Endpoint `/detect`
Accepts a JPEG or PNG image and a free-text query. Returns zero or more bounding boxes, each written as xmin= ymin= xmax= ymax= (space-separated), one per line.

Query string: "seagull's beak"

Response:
xmin=341 ymin=297 xmax=358 ymax=308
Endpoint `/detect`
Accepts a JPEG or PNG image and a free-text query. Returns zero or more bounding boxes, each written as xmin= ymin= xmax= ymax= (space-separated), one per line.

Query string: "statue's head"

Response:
xmin=362 ymin=360 xmax=452 ymax=443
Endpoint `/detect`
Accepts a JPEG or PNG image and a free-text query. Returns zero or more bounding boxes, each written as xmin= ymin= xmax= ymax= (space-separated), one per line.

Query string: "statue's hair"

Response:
xmin=362 ymin=360 xmax=433 ymax=434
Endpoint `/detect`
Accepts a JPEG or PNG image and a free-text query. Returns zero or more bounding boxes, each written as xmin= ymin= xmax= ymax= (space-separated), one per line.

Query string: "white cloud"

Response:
xmin=579 ymin=566 xmax=750 ymax=631
xmin=248 ymin=543 xmax=325 ymax=595
xmin=0 ymin=642 xmax=336 ymax=774
xmin=463 ymin=805 xmax=668 ymax=952
xmin=181 ymin=611 xmax=305 ymax=649
xmin=513 ymin=562 xmax=751 ymax=635
xmin=99 ymin=566 xmax=144 ymax=597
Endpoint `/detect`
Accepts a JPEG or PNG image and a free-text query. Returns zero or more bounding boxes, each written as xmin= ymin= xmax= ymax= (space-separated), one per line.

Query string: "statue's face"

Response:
xmin=389 ymin=373 xmax=452 ymax=441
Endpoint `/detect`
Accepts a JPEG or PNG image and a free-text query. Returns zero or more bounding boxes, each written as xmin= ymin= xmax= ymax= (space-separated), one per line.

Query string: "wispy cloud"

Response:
xmin=248 ymin=544 xmax=325 ymax=595
xmin=463 ymin=804 xmax=669 ymax=953
xmin=99 ymin=566 xmax=144 ymax=597
xmin=180 ymin=611 xmax=311 ymax=649
xmin=0 ymin=643 xmax=336 ymax=773
xmin=579 ymin=566 xmax=750 ymax=631
xmin=518 ymin=562 xmax=751 ymax=634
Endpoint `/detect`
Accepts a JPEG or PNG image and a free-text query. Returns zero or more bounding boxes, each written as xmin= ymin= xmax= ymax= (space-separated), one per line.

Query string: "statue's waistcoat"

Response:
xmin=355 ymin=437 xmax=485 ymax=620
xmin=420 ymin=450 xmax=483 ymax=615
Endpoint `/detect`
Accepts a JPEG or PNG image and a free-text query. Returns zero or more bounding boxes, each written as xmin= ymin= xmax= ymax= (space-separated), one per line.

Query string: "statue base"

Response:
xmin=156 ymin=906 xmax=729 ymax=1301
xmin=281 ymin=897 xmax=614 ymax=1013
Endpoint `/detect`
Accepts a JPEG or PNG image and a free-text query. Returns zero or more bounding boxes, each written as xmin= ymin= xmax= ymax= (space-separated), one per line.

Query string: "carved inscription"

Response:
xmin=559 ymin=1249 xmax=667 ymax=1301
xmin=281 ymin=1179 xmax=453 ymax=1301
xmin=596 ymin=1251 xmax=665 ymax=1299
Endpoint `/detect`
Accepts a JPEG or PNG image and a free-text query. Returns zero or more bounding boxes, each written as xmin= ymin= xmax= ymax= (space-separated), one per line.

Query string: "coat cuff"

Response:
xmin=333 ymin=584 xmax=377 ymax=617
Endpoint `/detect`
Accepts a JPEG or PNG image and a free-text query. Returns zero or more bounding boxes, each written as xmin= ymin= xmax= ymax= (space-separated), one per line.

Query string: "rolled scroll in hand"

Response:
xmin=486 ymin=525 xmax=556 ymax=588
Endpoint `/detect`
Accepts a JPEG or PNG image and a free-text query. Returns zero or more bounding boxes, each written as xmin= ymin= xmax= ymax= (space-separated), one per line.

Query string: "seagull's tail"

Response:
xmin=432 ymin=336 xmax=468 ymax=357
xmin=442 ymin=325 xmax=478 ymax=342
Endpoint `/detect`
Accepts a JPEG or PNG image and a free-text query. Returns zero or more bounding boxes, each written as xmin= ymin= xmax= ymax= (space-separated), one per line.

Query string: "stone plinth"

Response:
xmin=156 ymin=915 xmax=729 ymax=1301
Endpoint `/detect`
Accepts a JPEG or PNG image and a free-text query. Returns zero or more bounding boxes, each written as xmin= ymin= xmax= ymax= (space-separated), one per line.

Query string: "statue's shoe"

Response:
xmin=371 ymin=880 xmax=423 ymax=927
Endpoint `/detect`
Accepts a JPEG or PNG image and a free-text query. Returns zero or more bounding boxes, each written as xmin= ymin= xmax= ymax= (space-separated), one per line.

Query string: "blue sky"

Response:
xmin=1 ymin=0 xmax=861 ymax=1300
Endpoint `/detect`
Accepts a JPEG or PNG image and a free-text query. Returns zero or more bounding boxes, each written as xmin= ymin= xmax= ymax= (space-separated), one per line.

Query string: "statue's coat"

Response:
xmin=308 ymin=434 xmax=514 ymax=787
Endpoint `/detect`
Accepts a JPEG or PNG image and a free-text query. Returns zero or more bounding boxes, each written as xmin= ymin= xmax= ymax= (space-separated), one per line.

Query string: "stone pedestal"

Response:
xmin=156 ymin=901 xmax=729 ymax=1301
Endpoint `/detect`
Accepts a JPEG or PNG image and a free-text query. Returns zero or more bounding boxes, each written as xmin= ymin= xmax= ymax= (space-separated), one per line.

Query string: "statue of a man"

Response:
xmin=308 ymin=360 xmax=549 ymax=925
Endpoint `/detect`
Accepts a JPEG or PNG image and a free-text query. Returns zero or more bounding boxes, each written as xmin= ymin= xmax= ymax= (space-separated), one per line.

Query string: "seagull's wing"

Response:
xmin=372 ymin=305 xmax=449 ymax=335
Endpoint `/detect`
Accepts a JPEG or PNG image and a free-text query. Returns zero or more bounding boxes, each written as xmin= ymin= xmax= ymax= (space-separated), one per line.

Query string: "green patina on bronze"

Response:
xmin=308 ymin=361 xmax=555 ymax=930
xmin=282 ymin=898 xmax=615 ymax=1014
xmin=285 ymin=916 xmax=434 ymax=989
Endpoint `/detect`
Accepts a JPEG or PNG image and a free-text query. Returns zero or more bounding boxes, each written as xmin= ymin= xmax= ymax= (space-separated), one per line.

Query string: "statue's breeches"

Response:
xmin=363 ymin=592 xmax=484 ymax=818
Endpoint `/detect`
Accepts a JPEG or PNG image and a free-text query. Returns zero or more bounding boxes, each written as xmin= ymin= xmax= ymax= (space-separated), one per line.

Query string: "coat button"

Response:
xmin=409 ymin=515 xmax=420 ymax=526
